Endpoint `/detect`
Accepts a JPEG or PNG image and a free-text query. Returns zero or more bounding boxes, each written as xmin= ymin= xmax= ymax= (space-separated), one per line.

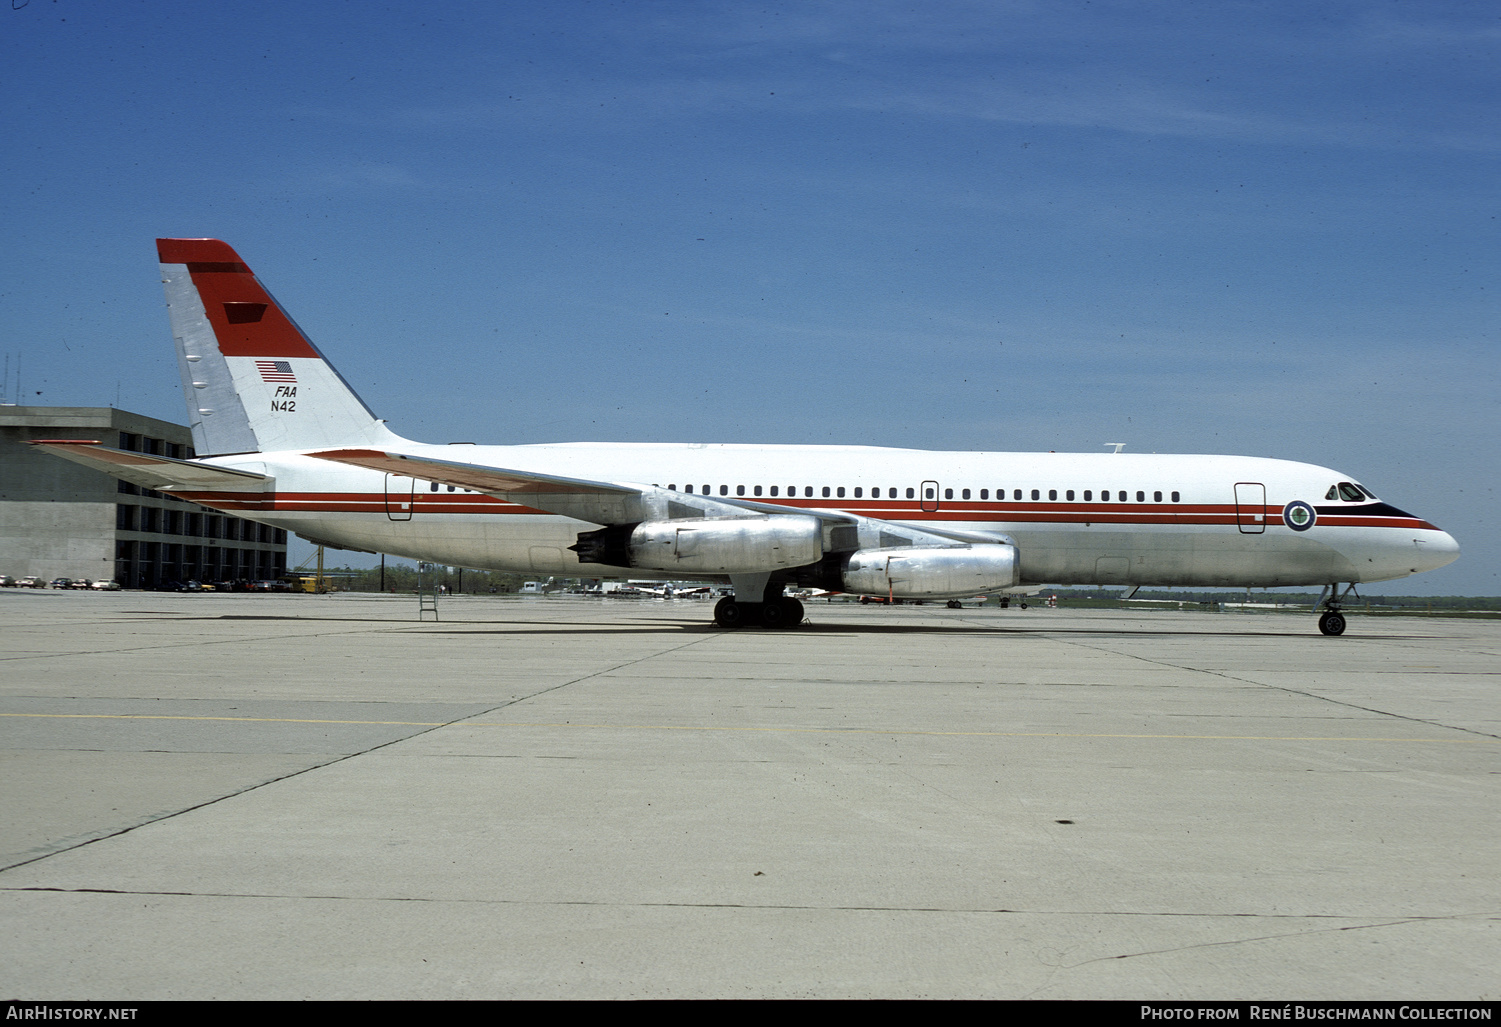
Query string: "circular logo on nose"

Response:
xmin=1283 ymin=500 xmax=1316 ymax=531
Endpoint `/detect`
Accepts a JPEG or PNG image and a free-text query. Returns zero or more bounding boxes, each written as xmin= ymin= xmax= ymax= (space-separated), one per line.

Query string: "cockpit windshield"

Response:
xmin=1324 ymin=482 xmax=1373 ymax=502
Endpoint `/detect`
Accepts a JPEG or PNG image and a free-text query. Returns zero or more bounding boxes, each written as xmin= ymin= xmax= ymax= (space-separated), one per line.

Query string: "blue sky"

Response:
xmin=2 ymin=1 xmax=1495 ymax=593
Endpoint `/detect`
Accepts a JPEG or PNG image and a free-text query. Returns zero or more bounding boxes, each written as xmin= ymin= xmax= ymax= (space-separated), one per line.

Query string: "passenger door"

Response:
xmin=1234 ymin=482 xmax=1265 ymax=534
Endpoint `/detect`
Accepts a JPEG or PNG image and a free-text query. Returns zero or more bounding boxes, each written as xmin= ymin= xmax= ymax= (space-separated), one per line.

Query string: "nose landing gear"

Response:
xmin=1315 ymin=583 xmax=1357 ymax=636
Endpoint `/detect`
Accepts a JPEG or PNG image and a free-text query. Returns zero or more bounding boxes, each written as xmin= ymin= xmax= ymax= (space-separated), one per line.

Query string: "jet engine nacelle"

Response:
xmin=842 ymin=545 xmax=1020 ymax=599
xmin=624 ymin=515 xmax=824 ymax=573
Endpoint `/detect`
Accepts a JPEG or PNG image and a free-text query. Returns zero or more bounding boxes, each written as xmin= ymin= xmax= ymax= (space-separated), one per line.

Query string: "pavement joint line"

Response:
xmin=1048 ymin=914 xmax=1489 ymax=971
xmin=6 ymin=886 xmax=1496 ymax=924
xmin=1024 ymin=632 xmax=1501 ymax=742
xmin=0 ymin=626 xmax=408 ymax=663
xmin=0 ymin=630 xmax=725 ymax=875
xmin=2 ymin=711 xmax=1494 ymax=744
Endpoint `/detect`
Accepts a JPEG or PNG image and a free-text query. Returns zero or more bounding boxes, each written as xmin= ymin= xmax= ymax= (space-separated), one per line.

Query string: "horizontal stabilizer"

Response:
xmin=27 ymin=440 xmax=271 ymax=493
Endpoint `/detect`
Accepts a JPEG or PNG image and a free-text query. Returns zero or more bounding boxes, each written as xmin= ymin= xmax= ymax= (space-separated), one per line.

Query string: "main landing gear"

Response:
xmin=714 ymin=593 xmax=804 ymax=629
xmin=1315 ymin=583 xmax=1357 ymax=636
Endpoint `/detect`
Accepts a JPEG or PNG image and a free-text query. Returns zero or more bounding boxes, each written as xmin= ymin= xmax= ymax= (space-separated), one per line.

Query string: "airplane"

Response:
xmin=30 ymin=239 xmax=1459 ymax=635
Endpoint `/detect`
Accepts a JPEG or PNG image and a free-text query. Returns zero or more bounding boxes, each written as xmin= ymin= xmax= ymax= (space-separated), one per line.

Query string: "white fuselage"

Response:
xmin=178 ymin=443 xmax=1459 ymax=589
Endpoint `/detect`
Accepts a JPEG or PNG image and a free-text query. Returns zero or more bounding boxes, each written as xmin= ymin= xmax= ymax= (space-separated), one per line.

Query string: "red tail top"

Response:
xmin=156 ymin=238 xmax=317 ymax=358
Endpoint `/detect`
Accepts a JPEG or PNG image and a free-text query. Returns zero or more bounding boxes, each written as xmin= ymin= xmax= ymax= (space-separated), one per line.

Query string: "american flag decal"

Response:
xmin=256 ymin=360 xmax=297 ymax=383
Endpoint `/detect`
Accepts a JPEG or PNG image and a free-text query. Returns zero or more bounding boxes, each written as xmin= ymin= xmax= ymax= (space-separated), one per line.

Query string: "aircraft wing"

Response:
xmin=311 ymin=448 xmax=639 ymax=498
xmin=28 ymin=440 xmax=271 ymax=493
xmin=309 ymin=448 xmax=1003 ymax=555
xmin=311 ymin=448 xmax=864 ymax=529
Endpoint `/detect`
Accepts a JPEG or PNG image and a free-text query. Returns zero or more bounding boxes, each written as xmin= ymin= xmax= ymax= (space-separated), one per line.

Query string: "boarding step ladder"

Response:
xmin=417 ymin=562 xmax=440 ymax=621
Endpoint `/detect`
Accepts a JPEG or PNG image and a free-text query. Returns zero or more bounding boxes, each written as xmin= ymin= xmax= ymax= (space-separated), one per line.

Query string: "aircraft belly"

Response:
xmin=999 ymin=522 xmax=1356 ymax=587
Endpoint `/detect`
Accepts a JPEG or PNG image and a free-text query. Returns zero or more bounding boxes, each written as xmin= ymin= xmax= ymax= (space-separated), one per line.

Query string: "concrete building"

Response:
xmin=0 ymin=406 xmax=286 ymax=588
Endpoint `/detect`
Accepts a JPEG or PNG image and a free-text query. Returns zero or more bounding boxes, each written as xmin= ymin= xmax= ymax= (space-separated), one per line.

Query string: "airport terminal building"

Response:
xmin=0 ymin=406 xmax=287 ymax=588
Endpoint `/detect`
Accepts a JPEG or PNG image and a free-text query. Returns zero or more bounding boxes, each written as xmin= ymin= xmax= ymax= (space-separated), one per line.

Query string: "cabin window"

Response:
xmin=1136 ymin=491 xmax=1145 ymax=502
xmin=719 ymin=485 xmax=728 ymax=496
xmin=980 ymin=489 xmax=988 ymax=500
xmin=1171 ymin=492 xmax=1180 ymax=502
xmin=737 ymin=485 xmax=745 ymax=496
xmin=837 ymin=487 xmax=845 ymax=498
xmin=944 ymin=488 xmax=953 ymax=500
xmin=753 ymin=485 xmax=762 ymax=496
xmin=1031 ymin=489 xmax=1039 ymax=501
xmin=822 ymin=486 xmax=831 ymax=498
xmin=769 ymin=486 xmax=778 ymax=497
xmin=1048 ymin=489 xmax=1057 ymax=501
xmin=925 ymin=487 xmax=935 ymax=499
xmin=1154 ymin=491 xmax=1162 ymax=502
xmin=1084 ymin=490 xmax=1092 ymax=501
xmin=429 ymin=481 xmax=439 ymax=491
xmin=854 ymin=487 xmax=862 ymax=498
xmin=907 ymin=487 xmax=915 ymax=499
xmin=668 ymin=484 xmax=676 ymax=491
xmin=1014 ymin=490 xmax=1022 ymax=500
xmin=1066 ymin=490 xmax=1074 ymax=501
xmin=962 ymin=488 xmax=970 ymax=500
xmin=685 ymin=484 xmax=693 ymax=493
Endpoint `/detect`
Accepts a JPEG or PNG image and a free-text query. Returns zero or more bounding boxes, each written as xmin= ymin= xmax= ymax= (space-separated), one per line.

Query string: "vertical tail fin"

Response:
xmin=157 ymin=239 xmax=398 ymax=455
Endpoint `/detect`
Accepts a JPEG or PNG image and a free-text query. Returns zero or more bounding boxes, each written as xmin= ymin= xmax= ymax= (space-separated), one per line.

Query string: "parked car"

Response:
xmin=18 ymin=576 xmax=44 ymax=588
xmin=49 ymin=578 xmax=74 ymax=589
xmin=90 ymin=579 xmax=121 ymax=591
xmin=0 ymin=575 xmax=14 ymax=587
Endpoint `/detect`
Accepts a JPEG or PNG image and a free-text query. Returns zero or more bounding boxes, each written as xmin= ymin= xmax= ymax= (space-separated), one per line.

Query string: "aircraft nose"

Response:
xmin=1412 ymin=530 xmax=1460 ymax=574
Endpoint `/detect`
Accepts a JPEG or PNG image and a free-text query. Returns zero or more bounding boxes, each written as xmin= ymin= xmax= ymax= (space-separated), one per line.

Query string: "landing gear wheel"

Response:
xmin=946 ymin=600 xmax=962 ymax=609
xmin=758 ymin=600 xmax=788 ymax=628
xmin=714 ymin=597 xmax=746 ymax=628
xmin=1318 ymin=611 xmax=1346 ymax=636
xmin=779 ymin=597 xmax=804 ymax=627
